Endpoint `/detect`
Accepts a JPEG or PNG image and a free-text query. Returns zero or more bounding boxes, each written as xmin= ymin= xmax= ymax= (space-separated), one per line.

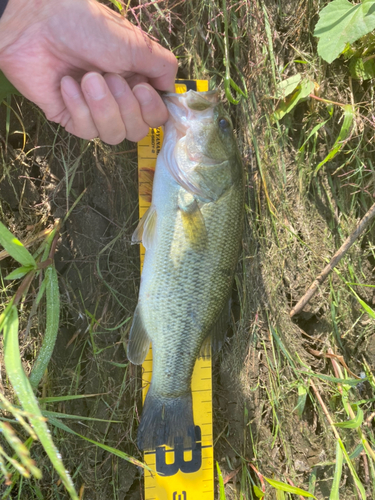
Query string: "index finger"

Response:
xmin=94 ymin=3 xmax=178 ymax=91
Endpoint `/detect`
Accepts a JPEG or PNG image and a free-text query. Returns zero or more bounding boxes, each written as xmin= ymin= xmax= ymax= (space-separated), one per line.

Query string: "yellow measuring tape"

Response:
xmin=137 ymin=80 xmax=214 ymax=500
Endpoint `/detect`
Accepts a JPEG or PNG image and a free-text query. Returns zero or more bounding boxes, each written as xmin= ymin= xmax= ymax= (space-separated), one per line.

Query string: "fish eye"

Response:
xmin=218 ymin=117 xmax=230 ymax=130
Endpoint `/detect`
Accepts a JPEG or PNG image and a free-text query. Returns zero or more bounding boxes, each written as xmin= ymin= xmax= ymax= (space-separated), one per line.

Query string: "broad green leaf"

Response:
xmin=0 ymin=71 xmax=20 ymax=101
xmin=330 ymin=441 xmax=343 ymax=500
xmin=253 ymin=484 xmax=264 ymax=498
xmin=2 ymin=306 xmax=78 ymax=500
xmin=274 ymin=74 xmax=301 ymax=99
xmin=273 ymin=79 xmax=314 ymax=121
xmin=29 ymin=266 xmax=60 ymax=389
xmin=335 ymin=407 xmax=364 ymax=428
xmin=349 ymin=56 xmax=375 ymax=80
xmin=0 ymin=222 xmax=36 ymax=268
xmin=264 ymin=477 xmax=317 ymax=498
xmin=315 ymin=104 xmax=354 ymax=173
xmin=216 ymin=462 xmax=227 ymax=499
xmin=5 ymin=265 xmax=35 ymax=280
xmin=314 ymin=0 xmax=375 ymax=63
xmin=294 ymin=384 xmax=307 ymax=417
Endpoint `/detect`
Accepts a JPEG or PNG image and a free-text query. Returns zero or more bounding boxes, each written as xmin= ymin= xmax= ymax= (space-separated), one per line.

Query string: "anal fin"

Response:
xmin=127 ymin=305 xmax=151 ymax=365
xmin=199 ymin=298 xmax=231 ymax=358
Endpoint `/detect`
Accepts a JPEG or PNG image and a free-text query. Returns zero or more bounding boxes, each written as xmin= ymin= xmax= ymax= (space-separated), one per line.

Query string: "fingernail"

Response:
xmin=61 ymin=76 xmax=80 ymax=98
xmin=82 ymin=74 xmax=107 ymax=100
xmin=133 ymin=85 xmax=153 ymax=105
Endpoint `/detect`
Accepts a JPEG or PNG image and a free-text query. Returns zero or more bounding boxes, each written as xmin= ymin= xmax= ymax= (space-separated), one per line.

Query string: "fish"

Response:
xmin=128 ymin=89 xmax=244 ymax=451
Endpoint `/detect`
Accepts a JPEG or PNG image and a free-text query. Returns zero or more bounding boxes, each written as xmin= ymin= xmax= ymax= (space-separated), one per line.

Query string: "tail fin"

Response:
xmin=137 ymin=388 xmax=194 ymax=451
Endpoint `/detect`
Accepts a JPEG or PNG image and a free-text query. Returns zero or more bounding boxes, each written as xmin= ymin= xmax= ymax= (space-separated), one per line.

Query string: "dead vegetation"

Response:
xmin=1 ymin=0 xmax=375 ymax=499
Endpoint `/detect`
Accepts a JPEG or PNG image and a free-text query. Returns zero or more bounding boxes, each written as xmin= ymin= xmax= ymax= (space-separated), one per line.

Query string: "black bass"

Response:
xmin=128 ymin=89 xmax=244 ymax=451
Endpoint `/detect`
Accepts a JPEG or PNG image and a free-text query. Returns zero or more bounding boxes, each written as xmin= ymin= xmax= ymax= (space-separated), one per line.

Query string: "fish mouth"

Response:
xmin=162 ymin=89 xmax=220 ymax=137
xmin=162 ymin=89 xmax=219 ymax=112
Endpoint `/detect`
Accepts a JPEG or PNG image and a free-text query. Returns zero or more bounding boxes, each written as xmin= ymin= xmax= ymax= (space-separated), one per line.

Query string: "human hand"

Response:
xmin=0 ymin=0 xmax=178 ymax=144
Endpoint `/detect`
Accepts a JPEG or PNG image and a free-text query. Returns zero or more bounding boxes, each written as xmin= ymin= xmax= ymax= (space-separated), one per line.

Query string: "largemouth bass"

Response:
xmin=128 ymin=89 xmax=244 ymax=451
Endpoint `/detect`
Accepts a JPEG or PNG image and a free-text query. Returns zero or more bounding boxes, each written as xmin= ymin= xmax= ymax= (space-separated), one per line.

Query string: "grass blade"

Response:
xmin=315 ymin=105 xmax=354 ymax=173
xmin=47 ymin=415 xmax=148 ymax=470
xmin=339 ymin=438 xmax=366 ymax=500
xmin=264 ymin=476 xmax=317 ymax=498
xmin=0 ymin=422 xmax=42 ymax=479
xmin=29 ymin=266 xmax=60 ymax=389
xmin=329 ymin=441 xmax=343 ymax=499
xmin=335 ymin=407 xmax=364 ymax=429
xmin=216 ymin=461 xmax=227 ymax=499
xmin=2 ymin=305 xmax=78 ymax=499
xmin=347 ymin=285 xmax=375 ymax=319
xmin=0 ymin=223 xmax=36 ymax=268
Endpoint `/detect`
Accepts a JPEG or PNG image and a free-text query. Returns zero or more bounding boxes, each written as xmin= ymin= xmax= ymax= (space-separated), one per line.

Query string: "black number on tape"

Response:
xmin=156 ymin=426 xmax=202 ymax=476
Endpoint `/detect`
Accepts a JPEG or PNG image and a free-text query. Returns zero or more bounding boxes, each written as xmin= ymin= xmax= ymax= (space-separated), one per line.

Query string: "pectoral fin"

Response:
xmin=127 ymin=305 xmax=151 ymax=365
xmin=131 ymin=206 xmax=157 ymax=250
xmin=199 ymin=299 xmax=231 ymax=359
xmin=178 ymin=191 xmax=207 ymax=250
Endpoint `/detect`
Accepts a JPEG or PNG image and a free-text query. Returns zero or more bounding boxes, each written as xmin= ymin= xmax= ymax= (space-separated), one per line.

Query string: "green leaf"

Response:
xmin=253 ymin=485 xmax=265 ymax=498
xmin=348 ymin=285 xmax=375 ymax=318
xmin=264 ymin=477 xmax=317 ymax=498
xmin=299 ymin=120 xmax=329 ymax=152
xmin=274 ymin=74 xmax=301 ymax=99
xmin=0 ymin=71 xmax=20 ymax=101
xmin=294 ymin=384 xmax=308 ymax=417
xmin=314 ymin=0 xmax=375 ymax=63
xmin=338 ymin=438 xmax=366 ymax=499
xmin=216 ymin=462 xmax=227 ymax=500
xmin=5 ymin=265 xmax=35 ymax=280
xmin=301 ymin=370 xmax=364 ymax=386
xmin=315 ymin=104 xmax=354 ymax=173
xmin=330 ymin=441 xmax=343 ymax=500
xmin=29 ymin=266 xmax=60 ymax=389
xmin=0 ymin=222 xmax=36 ymax=268
xmin=349 ymin=56 xmax=375 ymax=80
xmin=2 ymin=306 xmax=78 ymax=500
xmin=107 ymin=0 xmax=123 ymax=11
xmin=273 ymin=79 xmax=314 ymax=121
xmin=334 ymin=407 xmax=364 ymax=428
